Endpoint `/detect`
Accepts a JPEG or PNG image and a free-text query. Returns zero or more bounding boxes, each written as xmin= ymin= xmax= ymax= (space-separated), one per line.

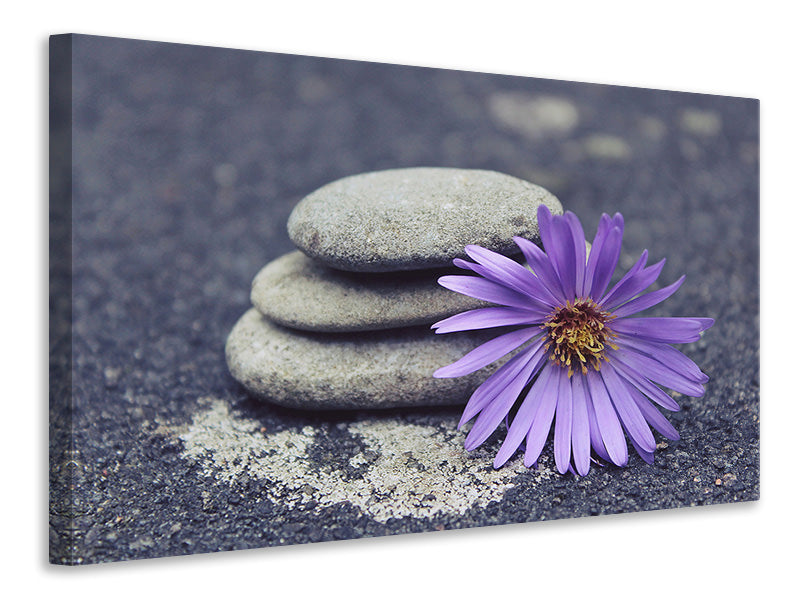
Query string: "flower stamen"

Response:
xmin=543 ymin=299 xmax=615 ymax=377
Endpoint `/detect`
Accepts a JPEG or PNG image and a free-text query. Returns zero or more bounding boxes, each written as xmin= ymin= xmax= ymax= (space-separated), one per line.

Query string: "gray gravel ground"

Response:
xmin=49 ymin=34 xmax=758 ymax=565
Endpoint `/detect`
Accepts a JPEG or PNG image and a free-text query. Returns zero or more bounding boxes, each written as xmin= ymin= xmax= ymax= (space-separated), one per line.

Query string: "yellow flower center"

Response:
xmin=543 ymin=300 xmax=617 ymax=377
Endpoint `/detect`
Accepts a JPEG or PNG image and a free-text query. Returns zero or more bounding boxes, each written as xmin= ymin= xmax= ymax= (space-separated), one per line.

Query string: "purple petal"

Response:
xmin=626 ymin=381 xmax=680 ymax=440
xmin=589 ymin=226 xmax=623 ymax=301
xmin=598 ymin=250 xmax=648 ymax=308
xmin=463 ymin=345 xmax=548 ymax=450
xmin=601 ymin=258 xmax=665 ymax=311
xmin=452 ymin=258 xmax=556 ymax=311
xmin=582 ymin=214 xmax=613 ymax=297
xmin=564 ymin=212 xmax=588 ymax=302
xmin=609 ymin=347 xmax=707 ymax=397
xmin=523 ymin=364 xmax=562 ymax=467
xmin=614 ymin=336 xmax=708 ymax=383
xmin=538 ymin=207 xmax=577 ymax=300
xmin=432 ymin=306 xmax=547 ymax=334
xmin=463 ymin=245 xmax=560 ymax=308
xmin=601 ymin=366 xmax=656 ymax=453
xmin=493 ymin=366 xmax=555 ymax=468
xmin=459 ymin=345 xmax=536 ymax=427
xmin=628 ymin=435 xmax=655 ymax=464
xmin=536 ymin=203 xmax=556 ymax=253
xmin=570 ymin=375 xmax=591 ymax=476
xmin=554 ymin=369 xmax=574 ymax=473
xmin=554 ymin=217 xmax=578 ymax=300
xmin=433 ymin=328 xmax=543 ymax=378
xmin=586 ymin=385 xmax=612 ymax=462
xmin=612 ymin=276 xmax=686 ymax=318
xmin=585 ymin=370 xmax=628 ymax=467
xmin=609 ymin=317 xmax=714 ymax=344
xmin=513 ymin=236 xmax=567 ymax=305
xmin=438 ymin=275 xmax=535 ymax=310
xmin=610 ymin=358 xmax=681 ymax=411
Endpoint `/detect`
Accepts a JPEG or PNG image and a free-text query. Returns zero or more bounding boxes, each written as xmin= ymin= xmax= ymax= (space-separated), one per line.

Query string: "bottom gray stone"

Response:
xmin=225 ymin=308 xmax=514 ymax=410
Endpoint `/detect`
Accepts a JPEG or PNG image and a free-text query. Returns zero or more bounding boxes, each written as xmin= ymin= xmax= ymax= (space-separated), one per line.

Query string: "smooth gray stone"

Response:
xmin=287 ymin=167 xmax=562 ymax=272
xmin=225 ymin=308 xmax=514 ymax=410
xmin=250 ymin=251 xmax=491 ymax=332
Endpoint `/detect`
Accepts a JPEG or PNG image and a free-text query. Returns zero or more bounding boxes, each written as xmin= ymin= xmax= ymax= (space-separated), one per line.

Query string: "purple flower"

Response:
xmin=432 ymin=205 xmax=713 ymax=475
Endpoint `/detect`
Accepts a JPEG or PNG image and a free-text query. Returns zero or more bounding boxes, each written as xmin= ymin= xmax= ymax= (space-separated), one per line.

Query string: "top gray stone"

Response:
xmin=287 ymin=167 xmax=562 ymax=272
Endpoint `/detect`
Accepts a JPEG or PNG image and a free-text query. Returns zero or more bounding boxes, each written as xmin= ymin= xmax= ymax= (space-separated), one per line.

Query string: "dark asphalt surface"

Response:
xmin=49 ymin=34 xmax=759 ymax=565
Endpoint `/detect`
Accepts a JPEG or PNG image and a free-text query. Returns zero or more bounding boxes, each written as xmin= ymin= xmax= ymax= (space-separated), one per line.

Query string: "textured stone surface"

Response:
xmin=225 ymin=308 xmax=508 ymax=409
xmin=287 ymin=167 xmax=562 ymax=272
xmin=250 ymin=250 xmax=490 ymax=332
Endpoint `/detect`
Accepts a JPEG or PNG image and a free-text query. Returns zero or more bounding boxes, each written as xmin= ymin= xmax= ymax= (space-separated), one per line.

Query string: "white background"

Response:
xmin=3 ymin=1 xmax=794 ymax=597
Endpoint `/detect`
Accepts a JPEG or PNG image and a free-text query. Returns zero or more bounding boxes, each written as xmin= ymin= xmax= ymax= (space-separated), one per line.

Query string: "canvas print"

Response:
xmin=49 ymin=34 xmax=759 ymax=565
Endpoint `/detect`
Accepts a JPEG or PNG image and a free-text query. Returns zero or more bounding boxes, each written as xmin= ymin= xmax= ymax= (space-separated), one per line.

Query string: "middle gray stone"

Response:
xmin=251 ymin=251 xmax=490 ymax=332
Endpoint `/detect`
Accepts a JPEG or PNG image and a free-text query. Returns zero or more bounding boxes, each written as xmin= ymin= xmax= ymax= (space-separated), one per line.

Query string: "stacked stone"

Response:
xmin=225 ymin=168 xmax=562 ymax=410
